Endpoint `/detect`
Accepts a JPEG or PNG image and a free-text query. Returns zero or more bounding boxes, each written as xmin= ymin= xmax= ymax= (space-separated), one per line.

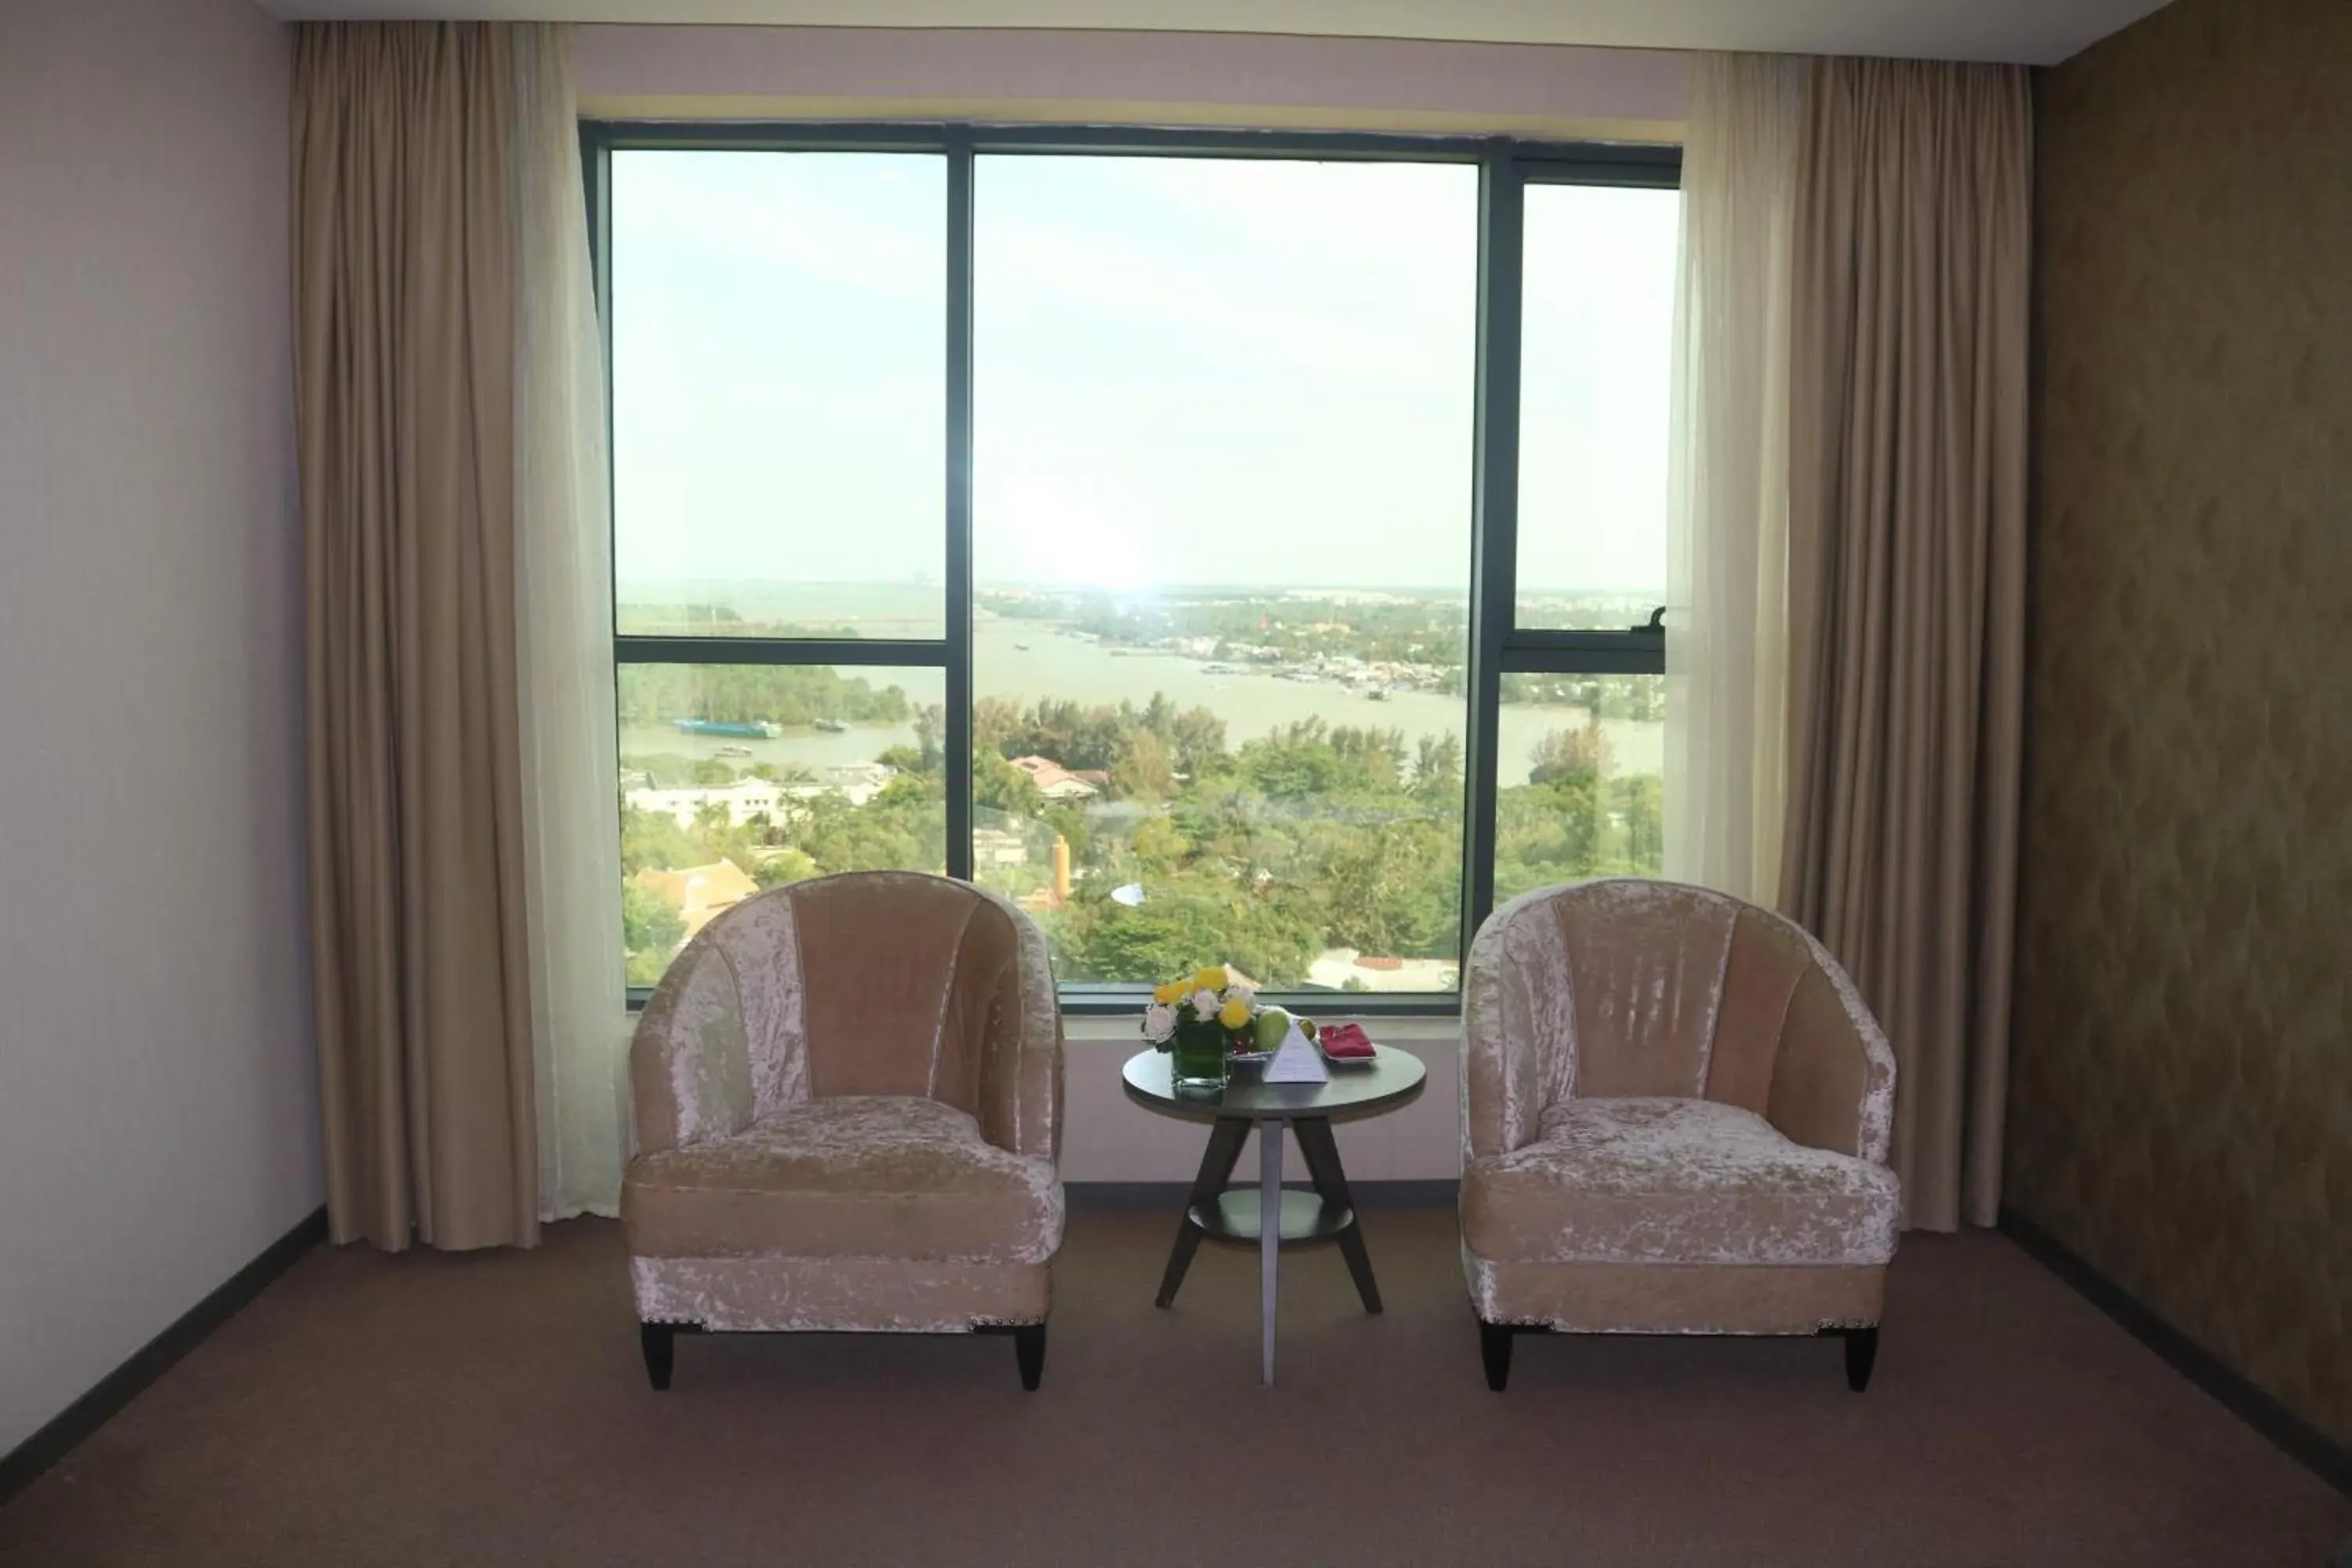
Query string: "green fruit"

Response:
xmin=1252 ymin=1007 xmax=1292 ymax=1052
xmin=1296 ymin=1016 xmax=1318 ymax=1041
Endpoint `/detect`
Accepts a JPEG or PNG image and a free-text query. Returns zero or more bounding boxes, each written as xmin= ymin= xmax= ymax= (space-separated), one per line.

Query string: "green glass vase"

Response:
xmin=1171 ymin=1016 xmax=1231 ymax=1096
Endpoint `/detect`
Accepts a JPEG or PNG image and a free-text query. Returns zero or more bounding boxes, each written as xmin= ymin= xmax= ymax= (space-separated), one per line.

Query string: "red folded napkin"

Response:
xmin=1319 ymin=1022 xmax=1376 ymax=1059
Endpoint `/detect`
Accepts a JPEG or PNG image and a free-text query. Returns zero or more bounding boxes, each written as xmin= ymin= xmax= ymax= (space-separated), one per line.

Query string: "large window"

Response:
xmin=594 ymin=127 xmax=1677 ymax=1007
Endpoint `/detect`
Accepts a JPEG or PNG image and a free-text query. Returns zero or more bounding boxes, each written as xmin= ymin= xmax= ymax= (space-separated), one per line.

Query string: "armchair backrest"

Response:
xmin=630 ymin=871 xmax=1062 ymax=1162
xmin=1463 ymin=878 xmax=1893 ymax=1163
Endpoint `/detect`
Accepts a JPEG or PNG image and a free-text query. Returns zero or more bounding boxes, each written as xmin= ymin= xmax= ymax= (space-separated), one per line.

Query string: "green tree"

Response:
xmin=1051 ymin=880 xmax=1319 ymax=989
xmin=975 ymin=749 xmax=1046 ymax=818
xmin=1528 ymin=717 xmax=1615 ymax=786
xmin=619 ymin=804 xmax=699 ymax=874
xmin=622 ymin=880 xmax=686 ymax=988
xmin=1413 ymin=732 xmax=1464 ymax=800
xmin=913 ymin=702 xmax=946 ymax=772
xmin=1112 ymin=727 xmax=1176 ymax=800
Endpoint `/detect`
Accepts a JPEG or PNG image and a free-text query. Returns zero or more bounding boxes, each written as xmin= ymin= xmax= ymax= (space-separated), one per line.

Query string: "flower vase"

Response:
xmin=1171 ymin=1017 xmax=1231 ymax=1096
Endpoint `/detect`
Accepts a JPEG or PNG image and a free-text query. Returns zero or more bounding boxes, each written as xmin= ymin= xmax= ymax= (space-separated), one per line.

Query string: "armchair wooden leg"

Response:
xmin=1013 ymin=1323 xmax=1047 ymax=1392
xmin=641 ymin=1322 xmax=677 ymax=1391
xmin=1839 ymin=1326 xmax=1879 ymax=1392
xmin=1479 ymin=1320 xmax=1515 ymax=1392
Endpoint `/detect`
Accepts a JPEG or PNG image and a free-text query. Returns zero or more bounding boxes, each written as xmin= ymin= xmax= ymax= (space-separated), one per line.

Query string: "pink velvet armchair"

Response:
xmin=1460 ymin=879 xmax=1900 ymax=1392
xmin=622 ymin=871 xmax=1065 ymax=1391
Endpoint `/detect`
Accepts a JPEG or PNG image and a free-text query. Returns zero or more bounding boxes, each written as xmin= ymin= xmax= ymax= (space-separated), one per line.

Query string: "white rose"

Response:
xmin=1189 ymin=989 xmax=1221 ymax=1017
xmin=1142 ymin=1002 xmax=1177 ymax=1042
xmin=1225 ymin=981 xmax=1256 ymax=1009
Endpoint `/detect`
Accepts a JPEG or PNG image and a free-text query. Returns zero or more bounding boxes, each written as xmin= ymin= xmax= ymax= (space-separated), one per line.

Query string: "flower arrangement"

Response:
xmin=1143 ymin=965 xmax=1261 ymax=1094
xmin=1142 ymin=964 xmax=1258 ymax=1051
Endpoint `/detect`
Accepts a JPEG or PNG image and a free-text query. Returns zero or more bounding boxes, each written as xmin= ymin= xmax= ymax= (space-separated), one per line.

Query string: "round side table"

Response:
xmin=1121 ymin=1045 xmax=1428 ymax=1385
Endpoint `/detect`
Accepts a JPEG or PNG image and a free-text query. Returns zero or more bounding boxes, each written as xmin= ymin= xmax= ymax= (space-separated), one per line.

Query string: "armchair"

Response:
xmin=622 ymin=871 xmax=1064 ymax=1390
xmin=1460 ymin=879 xmax=1900 ymax=1391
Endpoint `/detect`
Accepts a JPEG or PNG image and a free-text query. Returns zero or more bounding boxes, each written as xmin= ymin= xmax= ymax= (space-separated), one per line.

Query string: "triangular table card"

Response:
xmin=1262 ymin=1021 xmax=1329 ymax=1084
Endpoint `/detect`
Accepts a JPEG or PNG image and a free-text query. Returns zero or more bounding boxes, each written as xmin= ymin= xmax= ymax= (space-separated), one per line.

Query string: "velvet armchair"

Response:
xmin=1460 ymin=879 xmax=1900 ymax=1391
xmin=622 ymin=871 xmax=1065 ymax=1390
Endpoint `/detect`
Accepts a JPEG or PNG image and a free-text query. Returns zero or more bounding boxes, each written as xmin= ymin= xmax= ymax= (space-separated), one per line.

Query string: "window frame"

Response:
xmin=586 ymin=122 xmax=1679 ymax=1015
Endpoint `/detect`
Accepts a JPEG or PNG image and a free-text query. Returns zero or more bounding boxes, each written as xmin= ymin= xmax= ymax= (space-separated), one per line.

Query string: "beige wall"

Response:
xmin=0 ymin=0 xmax=317 ymax=1458
xmin=2008 ymin=0 xmax=2352 ymax=1451
xmin=574 ymin=24 xmax=1686 ymax=137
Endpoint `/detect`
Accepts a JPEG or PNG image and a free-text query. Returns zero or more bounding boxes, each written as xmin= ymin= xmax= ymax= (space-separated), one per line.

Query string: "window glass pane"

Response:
xmin=1514 ymin=183 xmax=1679 ymax=631
xmin=611 ymin=151 xmax=946 ymax=639
xmin=973 ymin=155 xmax=1477 ymax=994
xmin=1492 ymin=672 xmax=1666 ymax=905
xmin=618 ymin=662 xmax=946 ymax=984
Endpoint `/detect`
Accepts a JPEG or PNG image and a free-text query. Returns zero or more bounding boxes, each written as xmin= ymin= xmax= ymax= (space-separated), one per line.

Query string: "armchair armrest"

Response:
xmin=969 ymin=891 xmax=1064 ymax=1165
xmin=629 ymin=934 xmax=754 ymax=1156
xmin=1766 ymin=931 xmax=1896 ymax=1163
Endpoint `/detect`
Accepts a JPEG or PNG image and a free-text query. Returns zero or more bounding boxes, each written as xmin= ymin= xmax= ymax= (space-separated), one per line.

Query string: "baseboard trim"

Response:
xmin=1068 ymin=1179 xmax=1458 ymax=1212
xmin=2000 ymin=1207 xmax=2352 ymax=1497
xmin=0 ymin=1205 xmax=328 ymax=1511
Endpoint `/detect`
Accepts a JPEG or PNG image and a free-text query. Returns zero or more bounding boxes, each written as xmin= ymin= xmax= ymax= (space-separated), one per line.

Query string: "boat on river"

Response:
xmin=676 ymin=717 xmax=782 ymax=740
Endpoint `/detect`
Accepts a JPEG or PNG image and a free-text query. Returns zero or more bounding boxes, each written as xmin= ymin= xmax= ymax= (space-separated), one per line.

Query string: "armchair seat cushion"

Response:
xmin=623 ymin=1095 xmax=1064 ymax=1266
xmin=1461 ymin=1096 xmax=1900 ymax=1268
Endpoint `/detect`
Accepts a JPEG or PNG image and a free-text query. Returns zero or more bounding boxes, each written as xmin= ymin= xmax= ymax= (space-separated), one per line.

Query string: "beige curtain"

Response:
xmin=295 ymin=23 xmax=538 ymax=1250
xmin=1663 ymin=53 xmax=1802 ymax=906
xmin=1780 ymin=59 xmax=2031 ymax=1232
xmin=511 ymin=27 xmax=631 ymax=1221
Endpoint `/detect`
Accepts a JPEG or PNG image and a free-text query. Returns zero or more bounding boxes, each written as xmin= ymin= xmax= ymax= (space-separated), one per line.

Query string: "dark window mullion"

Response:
xmin=1516 ymin=145 xmax=1684 ymax=191
xmin=613 ymin=637 xmax=950 ymax=669
xmin=1500 ymin=652 xmax=1668 ymax=678
xmin=1462 ymin=144 xmax=1525 ymax=960
xmin=1501 ymin=631 xmax=1667 ymax=679
xmin=945 ymin=133 xmax=976 ymax=882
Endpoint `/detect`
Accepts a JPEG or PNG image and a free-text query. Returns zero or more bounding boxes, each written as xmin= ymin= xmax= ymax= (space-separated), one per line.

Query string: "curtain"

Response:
xmin=295 ymin=23 xmax=538 ymax=1249
xmin=1662 ymin=54 xmax=1803 ymax=906
xmin=1780 ymin=59 xmax=2031 ymax=1232
xmin=511 ymin=27 xmax=630 ymax=1221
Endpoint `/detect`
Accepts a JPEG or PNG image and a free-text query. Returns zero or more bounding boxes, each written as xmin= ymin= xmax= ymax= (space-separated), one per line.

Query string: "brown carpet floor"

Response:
xmin=2 ymin=1212 xmax=2345 ymax=1567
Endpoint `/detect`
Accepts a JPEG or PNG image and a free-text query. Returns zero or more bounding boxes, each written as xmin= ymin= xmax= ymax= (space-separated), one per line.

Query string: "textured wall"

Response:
xmin=0 ymin=0 xmax=318 ymax=1457
xmin=2009 ymin=0 xmax=2352 ymax=1451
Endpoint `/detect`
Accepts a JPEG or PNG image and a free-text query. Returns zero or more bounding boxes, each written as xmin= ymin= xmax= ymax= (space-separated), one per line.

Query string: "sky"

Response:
xmin=610 ymin=149 xmax=1677 ymax=606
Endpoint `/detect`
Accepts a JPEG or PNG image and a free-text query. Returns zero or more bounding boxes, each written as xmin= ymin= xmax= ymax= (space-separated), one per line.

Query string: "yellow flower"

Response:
xmin=1152 ymin=982 xmax=1181 ymax=1004
xmin=1218 ymin=996 xmax=1253 ymax=1030
xmin=1192 ymin=964 xmax=1229 ymax=992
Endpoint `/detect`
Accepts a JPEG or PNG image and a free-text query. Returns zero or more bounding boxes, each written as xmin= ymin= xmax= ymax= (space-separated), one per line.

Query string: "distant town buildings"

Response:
xmin=630 ymin=858 xmax=759 ymax=937
xmin=971 ymin=825 xmax=1030 ymax=869
xmin=1008 ymin=755 xmax=1105 ymax=800
xmin=625 ymin=762 xmax=898 ymax=829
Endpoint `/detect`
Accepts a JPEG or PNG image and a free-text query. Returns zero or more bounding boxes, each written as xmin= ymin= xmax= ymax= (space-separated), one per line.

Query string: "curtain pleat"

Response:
xmin=1781 ymin=58 xmax=2031 ymax=1232
xmin=295 ymin=22 xmax=539 ymax=1250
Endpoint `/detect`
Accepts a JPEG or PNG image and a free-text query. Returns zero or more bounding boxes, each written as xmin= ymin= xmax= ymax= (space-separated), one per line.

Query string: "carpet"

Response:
xmin=2 ymin=1212 xmax=2344 ymax=1566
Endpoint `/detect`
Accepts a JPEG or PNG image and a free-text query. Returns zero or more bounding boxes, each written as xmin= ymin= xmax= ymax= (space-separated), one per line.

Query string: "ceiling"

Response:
xmin=252 ymin=0 xmax=2176 ymax=67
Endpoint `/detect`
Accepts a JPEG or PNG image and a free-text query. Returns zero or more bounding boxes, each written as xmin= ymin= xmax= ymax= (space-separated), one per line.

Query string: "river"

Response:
xmin=619 ymin=604 xmax=1662 ymax=787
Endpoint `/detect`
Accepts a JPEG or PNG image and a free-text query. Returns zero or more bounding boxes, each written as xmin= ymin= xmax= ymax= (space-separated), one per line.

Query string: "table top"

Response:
xmin=1120 ymin=1044 xmax=1427 ymax=1124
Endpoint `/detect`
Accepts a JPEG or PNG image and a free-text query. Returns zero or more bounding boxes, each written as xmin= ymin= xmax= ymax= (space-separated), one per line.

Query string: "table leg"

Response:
xmin=1293 ymin=1116 xmax=1381 ymax=1314
xmin=1155 ymin=1116 xmax=1250 ymax=1308
xmin=1261 ymin=1116 xmax=1283 ymax=1387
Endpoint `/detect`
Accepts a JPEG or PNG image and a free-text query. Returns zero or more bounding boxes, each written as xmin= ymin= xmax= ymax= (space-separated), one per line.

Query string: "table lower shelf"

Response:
xmin=1187 ymin=1187 xmax=1355 ymax=1248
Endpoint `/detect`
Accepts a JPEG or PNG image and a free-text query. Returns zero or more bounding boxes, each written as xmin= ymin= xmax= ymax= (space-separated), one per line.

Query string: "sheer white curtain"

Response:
xmin=1663 ymin=53 xmax=1805 ymax=904
xmin=512 ymin=24 xmax=630 ymax=1220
